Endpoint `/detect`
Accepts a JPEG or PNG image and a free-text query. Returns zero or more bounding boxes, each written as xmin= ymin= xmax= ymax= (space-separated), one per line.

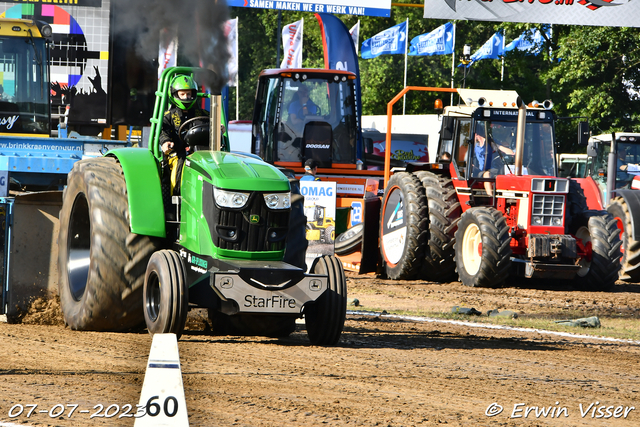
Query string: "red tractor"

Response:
xmin=379 ymin=88 xmax=622 ymax=290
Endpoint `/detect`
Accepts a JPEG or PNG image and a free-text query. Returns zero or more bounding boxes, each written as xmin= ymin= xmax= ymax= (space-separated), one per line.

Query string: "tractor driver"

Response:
xmin=615 ymin=148 xmax=640 ymax=187
xmin=472 ymin=125 xmax=514 ymax=175
xmin=160 ymin=74 xmax=207 ymax=195
xmin=472 ymin=124 xmax=515 ymax=195
xmin=288 ymin=85 xmax=318 ymax=135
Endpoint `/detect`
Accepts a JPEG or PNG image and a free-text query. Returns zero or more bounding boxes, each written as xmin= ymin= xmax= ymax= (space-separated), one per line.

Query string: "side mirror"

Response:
xmin=587 ymin=140 xmax=598 ymax=157
xmin=578 ymin=121 xmax=590 ymax=146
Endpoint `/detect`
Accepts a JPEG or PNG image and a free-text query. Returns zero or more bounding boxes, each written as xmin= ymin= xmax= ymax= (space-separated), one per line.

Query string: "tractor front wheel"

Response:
xmin=305 ymin=255 xmax=347 ymax=346
xmin=607 ymin=197 xmax=640 ymax=282
xmin=58 ymin=157 xmax=161 ymax=331
xmin=143 ymin=250 xmax=189 ymax=338
xmin=454 ymin=207 xmax=512 ymax=288
xmin=573 ymin=212 xmax=622 ymax=291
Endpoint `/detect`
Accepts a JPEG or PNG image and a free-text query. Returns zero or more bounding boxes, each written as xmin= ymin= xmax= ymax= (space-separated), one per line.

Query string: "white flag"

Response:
xmin=158 ymin=27 xmax=178 ymax=79
xmin=225 ymin=18 xmax=238 ymax=87
xmin=350 ymin=21 xmax=360 ymax=55
xmin=281 ymin=19 xmax=303 ymax=69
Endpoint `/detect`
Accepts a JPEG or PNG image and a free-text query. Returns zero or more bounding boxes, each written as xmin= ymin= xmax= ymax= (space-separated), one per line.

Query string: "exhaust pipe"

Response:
xmin=515 ymin=97 xmax=527 ymax=176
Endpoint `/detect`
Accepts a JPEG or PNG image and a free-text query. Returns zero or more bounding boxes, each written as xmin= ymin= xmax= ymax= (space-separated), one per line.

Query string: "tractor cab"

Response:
xmin=0 ymin=19 xmax=52 ymax=136
xmin=587 ymin=133 xmax=640 ymax=200
xmin=251 ymin=69 xmax=359 ymax=170
xmin=440 ymin=89 xmax=558 ymax=209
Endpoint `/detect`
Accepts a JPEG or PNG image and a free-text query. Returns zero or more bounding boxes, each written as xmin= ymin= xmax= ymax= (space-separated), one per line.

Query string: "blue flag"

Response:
xmin=409 ymin=22 xmax=454 ymax=57
xmin=505 ymin=28 xmax=549 ymax=55
xmin=459 ymin=31 xmax=504 ymax=68
xmin=361 ymin=21 xmax=407 ymax=59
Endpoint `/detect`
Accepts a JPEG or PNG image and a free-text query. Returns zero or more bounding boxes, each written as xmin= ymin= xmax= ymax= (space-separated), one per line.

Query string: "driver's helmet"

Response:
xmin=169 ymin=75 xmax=198 ymax=110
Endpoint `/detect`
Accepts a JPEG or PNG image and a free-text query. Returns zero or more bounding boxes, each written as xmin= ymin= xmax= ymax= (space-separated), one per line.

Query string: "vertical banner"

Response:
xmin=301 ymin=181 xmax=337 ymax=270
xmin=281 ymin=19 xmax=304 ymax=68
xmin=350 ymin=20 xmax=360 ymax=55
xmin=225 ymin=18 xmax=238 ymax=87
xmin=158 ymin=27 xmax=178 ymax=79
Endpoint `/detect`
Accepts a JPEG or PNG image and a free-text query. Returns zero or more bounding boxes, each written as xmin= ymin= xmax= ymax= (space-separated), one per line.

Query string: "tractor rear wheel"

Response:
xmin=454 ymin=207 xmax=512 ymax=288
xmin=607 ymin=197 xmax=640 ymax=282
xmin=143 ymin=250 xmax=188 ymax=338
xmin=573 ymin=212 xmax=622 ymax=291
xmin=414 ymin=171 xmax=461 ymax=282
xmin=58 ymin=157 xmax=161 ymax=331
xmin=305 ymin=255 xmax=347 ymax=346
xmin=379 ymin=172 xmax=429 ymax=280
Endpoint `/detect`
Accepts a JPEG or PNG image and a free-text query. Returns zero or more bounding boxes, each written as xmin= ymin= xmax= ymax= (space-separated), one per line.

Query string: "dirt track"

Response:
xmin=1 ymin=273 xmax=639 ymax=427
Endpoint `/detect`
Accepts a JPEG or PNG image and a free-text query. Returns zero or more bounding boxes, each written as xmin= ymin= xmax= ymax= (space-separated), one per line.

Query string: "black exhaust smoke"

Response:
xmin=112 ymin=0 xmax=230 ymax=93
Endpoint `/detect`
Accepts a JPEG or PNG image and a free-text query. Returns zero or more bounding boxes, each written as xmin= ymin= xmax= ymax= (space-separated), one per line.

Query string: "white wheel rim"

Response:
xmin=575 ymin=225 xmax=591 ymax=277
xmin=462 ymin=222 xmax=482 ymax=276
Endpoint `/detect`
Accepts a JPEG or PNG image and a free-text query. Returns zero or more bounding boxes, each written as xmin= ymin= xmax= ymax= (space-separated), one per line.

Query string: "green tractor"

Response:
xmin=57 ymin=67 xmax=347 ymax=345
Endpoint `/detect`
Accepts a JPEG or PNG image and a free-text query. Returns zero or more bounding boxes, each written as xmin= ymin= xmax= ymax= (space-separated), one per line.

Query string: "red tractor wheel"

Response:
xmin=454 ymin=207 xmax=512 ymax=287
xmin=572 ymin=212 xmax=622 ymax=291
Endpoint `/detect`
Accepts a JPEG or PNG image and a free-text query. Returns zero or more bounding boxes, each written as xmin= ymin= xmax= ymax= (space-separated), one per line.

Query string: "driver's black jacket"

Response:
xmin=159 ymin=105 xmax=207 ymax=158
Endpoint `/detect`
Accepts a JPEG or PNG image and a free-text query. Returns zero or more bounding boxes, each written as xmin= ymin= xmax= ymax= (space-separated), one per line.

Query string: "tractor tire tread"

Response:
xmin=59 ymin=157 xmax=162 ymax=331
xmin=414 ymin=171 xmax=461 ymax=282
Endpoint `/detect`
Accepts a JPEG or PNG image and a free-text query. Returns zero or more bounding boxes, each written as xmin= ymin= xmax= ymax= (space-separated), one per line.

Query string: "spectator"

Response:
xmin=300 ymin=159 xmax=321 ymax=181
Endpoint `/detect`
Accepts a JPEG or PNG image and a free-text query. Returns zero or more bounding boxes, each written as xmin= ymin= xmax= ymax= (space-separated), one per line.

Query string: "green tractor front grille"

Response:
xmin=206 ymin=191 xmax=290 ymax=252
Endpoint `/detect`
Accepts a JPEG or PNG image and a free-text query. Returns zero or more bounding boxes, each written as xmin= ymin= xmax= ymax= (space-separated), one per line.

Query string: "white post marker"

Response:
xmin=134 ymin=334 xmax=189 ymax=427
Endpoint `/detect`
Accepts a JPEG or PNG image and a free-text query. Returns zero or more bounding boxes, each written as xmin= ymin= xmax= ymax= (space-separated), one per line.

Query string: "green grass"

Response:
xmin=348 ymin=304 xmax=640 ymax=342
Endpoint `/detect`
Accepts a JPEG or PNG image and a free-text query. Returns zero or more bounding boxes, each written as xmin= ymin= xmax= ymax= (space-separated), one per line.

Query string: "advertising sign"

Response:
xmin=0 ymin=1 xmax=111 ymax=125
xmin=300 ymin=181 xmax=337 ymax=270
xmin=424 ymin=0 xmax=640 ymax=28
xmin=228 ymin=0 xmax=391 ymax=17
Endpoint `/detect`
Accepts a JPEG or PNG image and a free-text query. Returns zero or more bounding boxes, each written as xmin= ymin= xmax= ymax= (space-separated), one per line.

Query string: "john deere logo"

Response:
xmin=250 ymin=215 xmax=260 ymax=224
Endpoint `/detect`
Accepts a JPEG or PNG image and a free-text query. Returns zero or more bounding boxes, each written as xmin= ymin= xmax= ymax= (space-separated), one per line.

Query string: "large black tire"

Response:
xmin=335 ymin=223 xmax=364 ymax=255
xmin=567 ymin=179 xmax=589 ymax=231
xmin=58 ymin=157 xmax=162 ymax=331
xmin=454 ymin=207 xmax=512 ymax=288
xmin=379 ymin=172 xmax=429 ymax=280
xmin=305 ymin=255 xmax=347 ymax=346
xmin=414 ymin=171 xmax=462 ymax=282
xmin=143 ymin=250 xmax=188 ymax=338
xmin=607 ymin=197 xmax=640 ymax=282
xmin=283 ymin=188 xmax=308 ymax=270
xmin=572 ymin=212 xmax=622 ymax=291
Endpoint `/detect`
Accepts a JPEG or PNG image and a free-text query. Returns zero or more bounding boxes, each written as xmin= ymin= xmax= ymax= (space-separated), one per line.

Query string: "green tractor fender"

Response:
xmin=106 ymin=148 xmax=166 ymax=238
